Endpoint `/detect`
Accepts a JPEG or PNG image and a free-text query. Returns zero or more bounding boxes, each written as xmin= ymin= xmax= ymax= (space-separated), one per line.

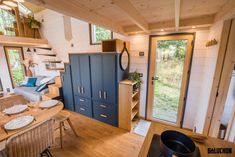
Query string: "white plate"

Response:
xmin=4 ymin=115 xmax=34 ymax=131
xmin=3 ymin=104 xmax=28 ymax=115
xmin=39 ymin=100 xmax=58 ymax=109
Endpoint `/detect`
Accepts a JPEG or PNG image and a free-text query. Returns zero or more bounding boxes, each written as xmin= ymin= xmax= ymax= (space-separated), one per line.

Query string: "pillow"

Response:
xmin=26 ymin=77 xmax=37 ymax=87
xmin=35 ymin=76 xmax=46 ymax=86
xmin=35 ymin=83 xmax=48 ymax=92
xmin=40 ymin=76 xmax=55 ymax=85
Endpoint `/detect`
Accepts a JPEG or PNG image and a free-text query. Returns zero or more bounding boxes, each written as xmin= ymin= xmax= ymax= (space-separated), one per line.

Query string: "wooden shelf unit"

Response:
xmin=119 ymin=80 xmax=140 ymax=131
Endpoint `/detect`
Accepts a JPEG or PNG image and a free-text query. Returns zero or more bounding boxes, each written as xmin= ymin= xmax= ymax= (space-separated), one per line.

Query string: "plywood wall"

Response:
xmin=193 ymin=21 xmax=224 ymax=133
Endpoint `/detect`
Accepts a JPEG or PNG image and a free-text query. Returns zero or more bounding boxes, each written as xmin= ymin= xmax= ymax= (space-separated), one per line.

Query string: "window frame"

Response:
xmin=89 ymin=24 xmax=113 ymax=45
xmin=4 ymin=46 xmax=26 ymax=88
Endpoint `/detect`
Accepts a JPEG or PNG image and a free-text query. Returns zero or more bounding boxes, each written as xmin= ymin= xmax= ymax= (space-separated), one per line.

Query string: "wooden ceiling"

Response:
xmin=26 ymin=0 xmax=234 ymax=35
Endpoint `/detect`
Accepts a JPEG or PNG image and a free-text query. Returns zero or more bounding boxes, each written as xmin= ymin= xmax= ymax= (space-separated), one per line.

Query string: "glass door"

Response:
xmin=147 ymin=34 xmax=194 ymax=126
xmin=4 ymin=47 xmax=26 ymax=87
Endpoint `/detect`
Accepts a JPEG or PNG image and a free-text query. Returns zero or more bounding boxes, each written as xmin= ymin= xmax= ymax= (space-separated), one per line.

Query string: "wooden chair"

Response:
xmin=53 ymin=110 xmax=78 ymax=148
xmin=5 ymin=119 xmax=54 ymax=157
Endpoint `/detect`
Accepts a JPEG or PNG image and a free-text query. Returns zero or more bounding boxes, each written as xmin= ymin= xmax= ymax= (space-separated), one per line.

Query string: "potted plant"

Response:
xmin=128 ymin=71 xmax=142 ymax=89
xmin=27 ymin=16 xmax=41 ymax=29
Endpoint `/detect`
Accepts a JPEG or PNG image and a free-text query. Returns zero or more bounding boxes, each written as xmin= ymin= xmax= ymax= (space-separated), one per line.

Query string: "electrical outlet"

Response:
xmin=139 ymin=51 xmax=144 ymax=56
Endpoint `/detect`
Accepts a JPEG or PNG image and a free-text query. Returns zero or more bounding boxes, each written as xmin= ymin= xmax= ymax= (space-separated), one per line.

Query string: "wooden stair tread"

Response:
xmin=37 ymin=53 xmax=56 ymax=56
xmin=49 ymin=84 xmax=62 ymax=88
xmin=43 ymin=93 xmax=59 ymax=98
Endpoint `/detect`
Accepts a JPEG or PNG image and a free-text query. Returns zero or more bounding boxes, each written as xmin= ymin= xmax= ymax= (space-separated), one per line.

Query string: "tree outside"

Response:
xmin=153 ymin=39 xmax=187 ymax=122
xmin=7 ymin=50 xmax=25 ymax=86
xmin=94 ymin=26 xmax=112 ymax=43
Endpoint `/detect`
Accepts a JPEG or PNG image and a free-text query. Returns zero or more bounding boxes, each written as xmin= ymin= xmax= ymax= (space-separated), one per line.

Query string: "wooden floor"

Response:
xmin=51 ymin=111 xmax=145 ymax=157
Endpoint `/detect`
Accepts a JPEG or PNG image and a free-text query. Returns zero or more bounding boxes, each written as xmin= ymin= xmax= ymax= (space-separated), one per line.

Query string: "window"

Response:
xmin=89 ymin=24 xmax=113 ymax=45
xmin=4 ymin=47 xmax=26 ymax=87
xmin=0 ymin=9 xmax=16 ymax=36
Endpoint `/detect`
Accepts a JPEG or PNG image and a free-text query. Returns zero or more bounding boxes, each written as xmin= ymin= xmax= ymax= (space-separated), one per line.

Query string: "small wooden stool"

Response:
xmin=53 ymin=110 xmax=78 ymax=148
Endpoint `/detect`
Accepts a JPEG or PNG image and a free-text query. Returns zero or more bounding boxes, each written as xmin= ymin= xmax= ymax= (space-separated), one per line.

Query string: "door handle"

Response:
xmin=100 ymin=114 xmax=107 ymax=118
xmin=79 ymin=98 xmax=85 ymax=102
xmin=61 ymin=76 xmax=64 ymax=83
xmin=78 ymin=86 xmax=81 ymax=94
xmin=100 ymin=104 xmax=107 ymax=108
xmin=152 ymin=76 xmax=159 ymax=81
xmin=81 ymin=87 xmax=84 ymax=94
xmin=99 ymin=90 xmax=102 ymax=99
xmin=103 ymin=91 xmax=107 ymax=100
xmin=80 ymin=107 xmax=85 ymax=111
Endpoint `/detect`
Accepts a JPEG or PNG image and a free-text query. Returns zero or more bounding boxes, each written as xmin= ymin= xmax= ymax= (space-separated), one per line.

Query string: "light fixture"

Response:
xmin=160 ymin=29 xmax=164 ymax=32
xmin=192 ymin=26 xmax=196 ymax=29
xmin=3 ymin=1 xmax=17 ymax=7
xmin=0 ymin=4 xmax=11 ymax=10
xmin=27 ymin=48 xmax=31 ymax=52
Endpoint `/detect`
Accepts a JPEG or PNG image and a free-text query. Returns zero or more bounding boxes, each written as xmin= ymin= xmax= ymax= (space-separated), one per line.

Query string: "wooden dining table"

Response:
xmin=0 ymin=101 xmax=64 ymax=151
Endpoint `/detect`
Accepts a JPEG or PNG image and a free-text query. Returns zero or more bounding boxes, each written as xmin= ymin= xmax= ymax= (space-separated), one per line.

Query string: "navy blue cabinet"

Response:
xmin=70 ymin=54 xmax=91 ymax=99
xmin=90 ymin=55 xmax=103 ymax=101
xmin=61 ymin=64 xmax=75 ymax=111
xmin=102 ymin=54 xmax=117 ymax=104
xmin=90 ymin=54 xmax=117 ymax=105
xmin=64 ymin=53 xmax=128 ymax=127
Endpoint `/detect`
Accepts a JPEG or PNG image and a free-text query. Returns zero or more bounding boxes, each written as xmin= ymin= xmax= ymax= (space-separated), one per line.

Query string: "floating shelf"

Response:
xmin=46 ymin=68 xmax=64 ymax=71
xmin=43 ymin=60 xmax=62 ymax=63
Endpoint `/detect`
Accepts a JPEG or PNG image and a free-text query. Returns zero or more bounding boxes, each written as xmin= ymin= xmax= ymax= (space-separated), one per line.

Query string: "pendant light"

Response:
xmin=3 ymin=1 xmax=17 ymax=7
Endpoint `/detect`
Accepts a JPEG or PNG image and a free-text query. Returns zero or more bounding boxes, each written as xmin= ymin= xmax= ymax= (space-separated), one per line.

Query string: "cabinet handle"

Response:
xmin=99 ymin=91 xmax=102 ymax=99
xmin=100 ymin=114 xmax=107 ymax=118
xmin=80 ymin=107 xmax=85 ymax=111
xmin=78 ymin=86 xmax=81 ymax=94
xmin=79 ymin=98 xmax=85 ymax=102
xmin=103 ymin=91 xmax=107 ymax=99
xmin=81 ymin=87 xmax=84 ymax=94
xmin=100 ymin=104 xmax=107 ymax=108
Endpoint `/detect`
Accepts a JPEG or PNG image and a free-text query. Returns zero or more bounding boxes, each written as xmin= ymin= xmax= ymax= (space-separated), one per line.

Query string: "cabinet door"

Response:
xmin=79 ymin=55 xmax=91 ymax=98
xmin=70 ymin=55 xmax=81 ymax=96
xmin=93 ymin=101 xmax=117 ymax=126
xmin=90 ymin=55 xmax=103 ymax=101
xmin=74 ymin=96 xmax=92 ymax=117
xmin=61 ymin=64 xmax=74 ymax=111
xmin=102 ymin=54 xmax=116 ymax=104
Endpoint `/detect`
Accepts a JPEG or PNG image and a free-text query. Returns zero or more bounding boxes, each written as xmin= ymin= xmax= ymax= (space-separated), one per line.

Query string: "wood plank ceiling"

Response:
xmin=26 ymin=0 xmax=231 ymax=35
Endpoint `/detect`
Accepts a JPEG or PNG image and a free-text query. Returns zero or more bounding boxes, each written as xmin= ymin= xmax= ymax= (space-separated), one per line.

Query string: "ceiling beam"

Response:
xmin=26 ymin=0 xmax=125 ymax=34
xmin=124 ymin=14 xmax=215 ymax=34
xmin=175 ymin=0 xmax=180 ymax=31
xmin=214 ymin=0 xmax=235 ymax=22
xmin=112 ymin=0 xmax=149 ymax=32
